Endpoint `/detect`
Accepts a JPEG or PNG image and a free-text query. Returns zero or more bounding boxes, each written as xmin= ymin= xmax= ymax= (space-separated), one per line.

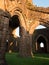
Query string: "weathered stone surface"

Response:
xmin=0 ymin=0 xmax=49 ymax=65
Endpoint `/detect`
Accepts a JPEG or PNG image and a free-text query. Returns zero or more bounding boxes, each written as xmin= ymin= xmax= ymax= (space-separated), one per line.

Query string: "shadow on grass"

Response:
xmin=6 ymin=53 xmax=49 ymax=65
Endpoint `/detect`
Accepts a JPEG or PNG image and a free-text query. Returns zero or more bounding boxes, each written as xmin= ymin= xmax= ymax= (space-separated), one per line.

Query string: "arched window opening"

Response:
xmin=8 ymin=15 xmax=20 ymax=53
xmin=9 ymin=15 xmax=20 ymax=29
xmin=9 ymin=15 xmax=20 ymax=38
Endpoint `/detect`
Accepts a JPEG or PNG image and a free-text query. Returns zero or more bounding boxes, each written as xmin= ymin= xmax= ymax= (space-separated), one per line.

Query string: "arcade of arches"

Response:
xmin=32 ymin=28 xmax=49 ymax=53
xmin=0 ymin=0 xmax=49 ymax=65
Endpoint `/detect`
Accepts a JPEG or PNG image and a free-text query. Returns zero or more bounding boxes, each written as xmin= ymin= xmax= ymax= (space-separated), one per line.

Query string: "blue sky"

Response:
xmin=33 ymin=0 xmax=49 ymax=7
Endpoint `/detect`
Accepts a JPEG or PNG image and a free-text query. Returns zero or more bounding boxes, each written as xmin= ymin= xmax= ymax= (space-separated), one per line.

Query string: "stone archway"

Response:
xmin=29 ymin=20 xmax=49 ymax=53
xmin=9 ymin=11 xmax=27 ymax=57
xmin=0 ymin=8 xmax=33 ymax=65
xmin=9 ymin=15 xmax=20 ymax=53
xmin=8 ymin=10 xmax=32 ymax=57
xmin=36 ymin=35 xmax=47 ymax=53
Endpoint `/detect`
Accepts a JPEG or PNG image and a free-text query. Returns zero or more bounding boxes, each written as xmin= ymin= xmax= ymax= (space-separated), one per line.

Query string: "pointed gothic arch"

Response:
xmin=35 ymin=34 xmax=48 ymax=53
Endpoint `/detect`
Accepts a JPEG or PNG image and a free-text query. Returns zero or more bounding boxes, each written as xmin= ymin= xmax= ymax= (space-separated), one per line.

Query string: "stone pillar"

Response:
xmin=19 ymin=27 xmax=32 ymax=57
xmin=25 ymin=34 xmax=33 ymax=56
xmin=0 ymin=16 xmax=9 ymax=65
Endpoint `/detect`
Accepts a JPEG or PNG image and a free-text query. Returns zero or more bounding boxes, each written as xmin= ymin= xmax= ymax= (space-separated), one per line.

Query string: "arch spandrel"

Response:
xmin=29 ymin=20 xmax=40 ymax=34
xmin=29 ymin=18 xmax=49 ymax=34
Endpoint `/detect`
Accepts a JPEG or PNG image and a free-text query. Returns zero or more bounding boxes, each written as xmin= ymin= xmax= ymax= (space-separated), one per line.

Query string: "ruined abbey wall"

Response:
xmin=0 ymin=0 xmax=49 ymax=65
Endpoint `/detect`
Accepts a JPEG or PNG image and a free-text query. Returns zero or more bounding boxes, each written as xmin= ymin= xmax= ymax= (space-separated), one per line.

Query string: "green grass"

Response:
xmin=6 ymin=53 xmax=49 ymax=65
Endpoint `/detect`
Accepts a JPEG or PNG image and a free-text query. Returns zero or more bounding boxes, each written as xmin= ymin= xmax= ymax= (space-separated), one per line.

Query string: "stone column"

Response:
xmin=25 ymin=34 xmax=33 ymax=57
xmin=19 ymin=26 xmax=32 ymax=57
xmin=0 ymin=16 xmax=9 ymax=65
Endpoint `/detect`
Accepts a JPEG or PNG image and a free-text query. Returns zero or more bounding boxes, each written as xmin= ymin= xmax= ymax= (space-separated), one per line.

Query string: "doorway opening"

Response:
xmin=36 ymin=36 xmax=47 ymax=53
xmin=8 ymin=15 xmax=20 ymax=53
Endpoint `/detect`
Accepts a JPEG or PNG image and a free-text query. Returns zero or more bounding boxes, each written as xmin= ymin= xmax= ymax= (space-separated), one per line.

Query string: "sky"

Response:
xmin=35 ymin=25 xmax=46 ymax=29
xmin=33 ymin=0 xmax=49 ymax=7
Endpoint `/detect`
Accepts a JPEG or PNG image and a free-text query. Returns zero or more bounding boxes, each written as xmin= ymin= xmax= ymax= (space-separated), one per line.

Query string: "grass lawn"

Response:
xmin=6 ymin=53 xmax=49 ymax=65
